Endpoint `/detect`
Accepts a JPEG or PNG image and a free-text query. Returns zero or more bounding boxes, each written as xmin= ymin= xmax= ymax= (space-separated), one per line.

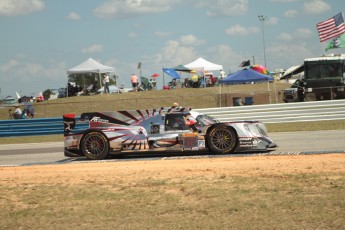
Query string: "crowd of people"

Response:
xmin=167 ymin=74 xmax=218 ymax=89
xmin=9 ymin=102 xmax=35 ymax=119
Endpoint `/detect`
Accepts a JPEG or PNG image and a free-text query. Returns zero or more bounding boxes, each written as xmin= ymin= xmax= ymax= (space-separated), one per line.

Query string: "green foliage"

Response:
xmin=42 ymin=89 xmax=51 ymax=100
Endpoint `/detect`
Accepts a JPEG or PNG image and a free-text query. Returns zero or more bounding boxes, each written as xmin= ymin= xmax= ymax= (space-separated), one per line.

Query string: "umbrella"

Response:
xmin=162 ymin=68 xmax=180 ymax=79
xmin=151 ymin=73 xmax=160 ymax=78
xmin=250 ymin=65 xmax=269 ymax=75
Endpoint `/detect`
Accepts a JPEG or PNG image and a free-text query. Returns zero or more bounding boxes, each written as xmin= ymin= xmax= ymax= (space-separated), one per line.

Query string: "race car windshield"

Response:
xmin=195 ymin=114 xmax=218 ymax=126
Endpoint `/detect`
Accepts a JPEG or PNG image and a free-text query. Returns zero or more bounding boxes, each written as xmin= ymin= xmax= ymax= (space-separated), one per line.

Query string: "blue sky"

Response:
xmin=0 ymin=0 xmax=344 ymax=98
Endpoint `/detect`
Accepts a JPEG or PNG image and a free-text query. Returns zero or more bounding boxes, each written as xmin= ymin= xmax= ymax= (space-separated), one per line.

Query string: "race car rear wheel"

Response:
xmin=80 ymin=131 xmax=109 ymax=160
xmin=207 ymin=125 xmax=238 ymax=154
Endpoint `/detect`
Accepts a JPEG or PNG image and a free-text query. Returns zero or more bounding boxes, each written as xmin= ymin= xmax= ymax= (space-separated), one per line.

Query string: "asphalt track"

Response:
xmin=0 ymin=130 xmax=344 ymax=166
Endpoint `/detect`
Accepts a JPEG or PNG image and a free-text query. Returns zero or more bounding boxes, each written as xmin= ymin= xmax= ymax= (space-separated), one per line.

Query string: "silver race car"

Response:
xmin=63 ymin=107 xmax=277 ymax=160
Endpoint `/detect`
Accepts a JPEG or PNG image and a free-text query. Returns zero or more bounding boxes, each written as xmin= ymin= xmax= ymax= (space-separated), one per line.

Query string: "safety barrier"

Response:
xmin=1 ymin=99 xmax=344 ymax=137
xmin=194 ymin=99 xmax=345 ymax=124
xmin=0 ymin=117 xmax=88 ymax=138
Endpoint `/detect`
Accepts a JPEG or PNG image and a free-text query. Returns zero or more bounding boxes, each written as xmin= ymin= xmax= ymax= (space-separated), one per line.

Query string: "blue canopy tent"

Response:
xmin=219 ymin=68 xmax=273 ymax=84
xmin=219 ymin=69 xmax=276 ymax=104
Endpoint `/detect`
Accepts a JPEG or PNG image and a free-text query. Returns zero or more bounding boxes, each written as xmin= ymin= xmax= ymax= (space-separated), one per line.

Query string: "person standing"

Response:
xmin=130 ymin=74 xmax=138 ymax=92
xmin=25 ymin=101 xmax=35 ymax=118
xmin=103 ymin=73 xmax=110 ymax=93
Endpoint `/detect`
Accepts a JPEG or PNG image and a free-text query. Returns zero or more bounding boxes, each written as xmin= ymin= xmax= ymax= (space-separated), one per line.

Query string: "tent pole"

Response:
xmin=273 ymin=80 xmax=278 ymax=103
xmin=162 ymin=67 xmax=165 ymax=86
xmin=267 ymin=81 xmax=271 ymax=104
xmin=219 ymin=83 xmax=222 ymax=107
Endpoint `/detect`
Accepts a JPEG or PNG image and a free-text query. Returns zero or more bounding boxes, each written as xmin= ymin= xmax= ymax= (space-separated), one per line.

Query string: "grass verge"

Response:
xmin=1 ymin=172 xmax=344 ymax=229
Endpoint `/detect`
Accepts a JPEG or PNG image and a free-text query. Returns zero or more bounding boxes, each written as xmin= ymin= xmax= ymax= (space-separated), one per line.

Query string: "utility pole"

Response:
xmin=258 ymin=15 xmax=267 ymax=67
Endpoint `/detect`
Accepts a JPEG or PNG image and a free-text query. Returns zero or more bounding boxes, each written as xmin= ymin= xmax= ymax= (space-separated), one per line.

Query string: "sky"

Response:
xmin=1 ymin=0 xmax=344 ymax=98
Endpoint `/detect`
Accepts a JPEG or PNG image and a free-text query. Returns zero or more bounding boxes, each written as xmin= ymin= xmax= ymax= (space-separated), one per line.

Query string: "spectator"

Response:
xmin=25 ymin=101 xmax=35 ymax=118
xmin=103 ymin=73 xmax=110 ymax=93
xmin=13 ymin=106 xmax=22 ymax=119
xmin=131 ymin=74 xmax=138 ymax=92
xmin=210 ymin=75 xmax=217 ymax=86
xmin=191 ymin=74 xmax=199 ymax=88
xmin=36 ymin=92 xmax=44 ymax=102
xmin=171 ymin=102 xmax=179 ymax=109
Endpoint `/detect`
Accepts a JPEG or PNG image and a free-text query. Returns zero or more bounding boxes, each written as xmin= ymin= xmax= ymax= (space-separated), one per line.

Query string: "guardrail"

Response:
xmin=0 ymin=117 xmax=88 ymax=138
xmin=1 ymin=99 xmax=344 ymax=137
xmin=194 ymin=99 xmax=345 ymax=123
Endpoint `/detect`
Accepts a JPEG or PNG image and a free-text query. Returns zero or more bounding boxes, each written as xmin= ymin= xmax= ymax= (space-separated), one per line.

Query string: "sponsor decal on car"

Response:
xmin=198 ymin=140 xmax=205 ymax=148
xmin=90 ymin=117 xmax=109 ymax=123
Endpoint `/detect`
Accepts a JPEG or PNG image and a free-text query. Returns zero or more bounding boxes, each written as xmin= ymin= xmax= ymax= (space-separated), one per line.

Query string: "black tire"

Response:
xmin=206 ymin=125 xmax=238 ymax=154
xmin=80 ymin=131 xmax=109 ymax=160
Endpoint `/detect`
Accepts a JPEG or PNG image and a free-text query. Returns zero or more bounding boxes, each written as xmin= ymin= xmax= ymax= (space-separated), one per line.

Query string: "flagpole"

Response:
xmin=162 ymin=67 xmax=165 ymax=87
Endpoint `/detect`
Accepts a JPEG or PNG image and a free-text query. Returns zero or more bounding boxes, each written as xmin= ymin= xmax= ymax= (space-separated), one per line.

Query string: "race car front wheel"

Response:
xmin=207 ymin=125 xmax=238 ymax=154
xmin=80 ymin=131 xmax=109 ymax=160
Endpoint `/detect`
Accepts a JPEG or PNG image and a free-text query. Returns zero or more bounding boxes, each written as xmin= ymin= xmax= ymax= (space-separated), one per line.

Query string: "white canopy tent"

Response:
xmin=67 ymin=58 xmax=115 ymax=75
xmin=67 ymin=58 xmax=116 ymax=96
xmin=184 ymin=58 xmax=223 ymax=88
xmin=184 ymin=57 xmax=223 ymax=71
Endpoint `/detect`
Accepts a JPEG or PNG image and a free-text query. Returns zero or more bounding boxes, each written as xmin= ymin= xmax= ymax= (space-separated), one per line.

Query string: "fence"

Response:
xmin=1 ymin=99 xmax=344 ymax=138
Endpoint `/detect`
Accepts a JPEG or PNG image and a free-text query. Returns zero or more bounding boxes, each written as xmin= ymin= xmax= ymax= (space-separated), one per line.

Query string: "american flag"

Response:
xmin=316 ymin=12 xmax=345 ymax=42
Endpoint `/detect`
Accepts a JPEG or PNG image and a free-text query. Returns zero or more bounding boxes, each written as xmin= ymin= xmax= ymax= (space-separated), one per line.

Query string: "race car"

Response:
xmin=63 ymin=107 xmax=277 ymax=160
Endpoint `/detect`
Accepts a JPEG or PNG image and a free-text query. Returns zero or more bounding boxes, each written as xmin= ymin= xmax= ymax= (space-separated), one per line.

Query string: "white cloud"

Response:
xmin=128 ymin=32 xmax=138 ymax=38
xmin=0 ymin=59 xmax=19 ymax=72
xmin=155 ymin=31 xmax=172 ymax=38
xmin=270 ymin=0 xmax=298 ymax=2
xmin=304 ymin=0 xmax=331 ymax=15
xmin=154 ymin=40 xmax=198 ymax=67
xmin=294 ymin=28 xmax=313 ymax=39
xmin=145 ymin=34 xmax=205 ymax=68
xmin=0 ymin=0 xmax=44 ymax=16
xmin=225 ymin=24 xmax=259 ymax=36
xmin=277 ymin=28 xmax=313 ymax=42
xmin=193 ymin=0 xmax=248 ymax=17
xmin=93 ymin=0 xmax=177 ymax=19
xmin=81 ymin=44 xmax=104 ymax=54
xmin=0 ymin=58 xmax=67 ymax=92
xmin=284 ymin=9 xmax=298 ymax=18
xmin=267 ymin=43 xmax=313 ymax=68
xmin=277 ymin=32 xmax=294 ymax=42
xmin=19 ymin=63 xmax=43 ymax=75
xmin=65 ymin=12 xmax=81 ymax=20
xmin=179 ymin=35 xmax=205 ymax=46
xmin=206 ymin=44 xmax=248 ymax=72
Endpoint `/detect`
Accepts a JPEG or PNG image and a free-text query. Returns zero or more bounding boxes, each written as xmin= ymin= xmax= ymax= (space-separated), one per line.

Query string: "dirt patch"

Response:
xmin=0 ymin=154 xmax=344 ymax=186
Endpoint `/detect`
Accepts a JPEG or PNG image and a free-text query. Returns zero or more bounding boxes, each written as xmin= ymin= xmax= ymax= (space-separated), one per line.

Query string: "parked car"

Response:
xmin=63 ymin=106 xmax=277 ymax=160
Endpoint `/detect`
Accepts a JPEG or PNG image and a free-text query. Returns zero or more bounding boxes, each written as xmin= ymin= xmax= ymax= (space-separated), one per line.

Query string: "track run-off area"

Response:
xmin=0 ymin=130 xmax=344 ymax=166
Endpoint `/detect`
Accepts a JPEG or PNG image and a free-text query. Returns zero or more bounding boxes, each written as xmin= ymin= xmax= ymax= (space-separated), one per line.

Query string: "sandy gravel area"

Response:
xmin=0 ymin=154 xmax=344 ymax=185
